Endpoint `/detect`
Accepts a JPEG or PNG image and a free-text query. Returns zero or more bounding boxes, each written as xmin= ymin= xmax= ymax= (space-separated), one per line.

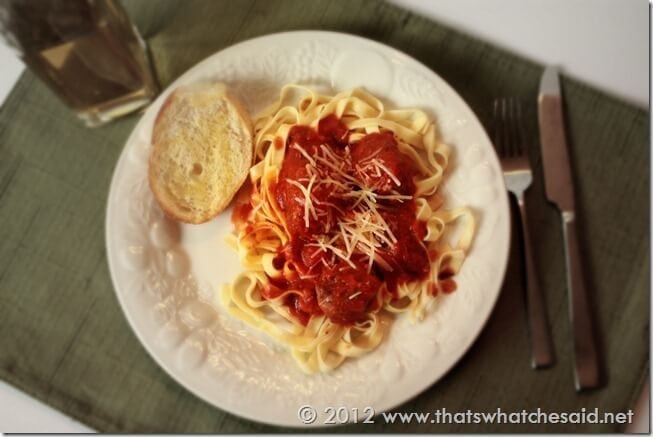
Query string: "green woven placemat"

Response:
xmin=0 ymin=0 xmax=648 ymax=432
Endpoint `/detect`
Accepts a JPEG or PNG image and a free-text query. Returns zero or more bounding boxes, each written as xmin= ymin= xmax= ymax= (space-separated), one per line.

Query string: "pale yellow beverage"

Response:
xmin=0 ymin=0 xmax=158 ymax=126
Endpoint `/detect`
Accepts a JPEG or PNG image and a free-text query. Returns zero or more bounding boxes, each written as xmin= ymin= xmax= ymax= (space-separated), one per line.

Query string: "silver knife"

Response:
xmin=538 ymin=66 xmax=600 ymax=390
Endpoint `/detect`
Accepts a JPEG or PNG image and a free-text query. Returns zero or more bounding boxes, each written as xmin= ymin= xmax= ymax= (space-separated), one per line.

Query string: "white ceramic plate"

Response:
xmin=106 ymin=31 xmax=510 ymax=427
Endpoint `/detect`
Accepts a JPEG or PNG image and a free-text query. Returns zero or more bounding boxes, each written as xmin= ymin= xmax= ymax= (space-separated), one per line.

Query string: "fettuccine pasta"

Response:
xmin=220 ymin=86 xmax=475 ymax=373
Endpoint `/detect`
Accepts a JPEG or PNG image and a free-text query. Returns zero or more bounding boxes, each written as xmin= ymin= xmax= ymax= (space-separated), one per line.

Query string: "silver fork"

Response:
xmin=494 ymin=97 xmax=555 ymax=369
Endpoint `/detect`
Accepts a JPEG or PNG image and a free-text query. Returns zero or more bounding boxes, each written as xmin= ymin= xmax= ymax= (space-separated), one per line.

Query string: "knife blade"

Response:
xmin=538 ymin=66 xmax=601 ymax=391
xmin=538 ymin=68 xmax=575 ymax=212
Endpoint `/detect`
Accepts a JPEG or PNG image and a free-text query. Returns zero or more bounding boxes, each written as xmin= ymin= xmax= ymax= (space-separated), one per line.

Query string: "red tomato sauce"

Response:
xmin=251 ymin=115 xmax=455 ymax=325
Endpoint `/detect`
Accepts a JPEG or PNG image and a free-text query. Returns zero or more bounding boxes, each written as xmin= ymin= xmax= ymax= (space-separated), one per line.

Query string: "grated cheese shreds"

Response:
xmin=292 ymin=143 xmax=317 ymax=167
xmin=372 ymin=159 xmax=402 ymax=186
xmin=286 ymin=174 xmax=317 ymax=228
xmin=285 ymin=140 xmax=409 ymax=271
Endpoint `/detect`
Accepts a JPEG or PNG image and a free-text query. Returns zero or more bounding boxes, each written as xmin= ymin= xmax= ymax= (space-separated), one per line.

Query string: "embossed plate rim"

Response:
xmin=106 ymin=30 xmax=510 ymax=427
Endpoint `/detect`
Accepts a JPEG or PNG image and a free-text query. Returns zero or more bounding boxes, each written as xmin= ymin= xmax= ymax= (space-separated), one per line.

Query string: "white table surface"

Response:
xmin=0 ymin=0 xmax=648 ymax=432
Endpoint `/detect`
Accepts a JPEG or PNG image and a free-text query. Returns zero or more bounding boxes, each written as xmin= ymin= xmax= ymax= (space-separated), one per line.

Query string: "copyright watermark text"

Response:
xmin=296 ymin=406 xmax=634 ymax=426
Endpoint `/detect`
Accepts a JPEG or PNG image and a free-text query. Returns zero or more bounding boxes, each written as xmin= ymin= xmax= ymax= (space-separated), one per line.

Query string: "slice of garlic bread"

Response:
xmin=149 ymin=82 xmax=253 ymax=224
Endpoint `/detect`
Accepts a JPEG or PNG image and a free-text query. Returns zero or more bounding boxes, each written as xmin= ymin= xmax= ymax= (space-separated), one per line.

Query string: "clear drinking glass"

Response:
xmin=0 ymin=0 xmax=158 ymax=126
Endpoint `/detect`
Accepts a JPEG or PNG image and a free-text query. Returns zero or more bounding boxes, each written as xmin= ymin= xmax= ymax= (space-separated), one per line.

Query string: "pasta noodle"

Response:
xmin=220 ymin=86 xmax=475 ymax=373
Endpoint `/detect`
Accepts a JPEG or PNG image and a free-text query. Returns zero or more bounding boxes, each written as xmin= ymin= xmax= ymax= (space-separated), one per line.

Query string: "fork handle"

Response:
xmin=561 ymin=211 xmax=601 ymax=390
xmin=516 ymin=195 xmax=555 ymax=368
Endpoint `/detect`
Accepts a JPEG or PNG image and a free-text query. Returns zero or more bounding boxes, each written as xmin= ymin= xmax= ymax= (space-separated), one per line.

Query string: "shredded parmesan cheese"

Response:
xmin=286 ymin=174 xmax=317 ymax=227
xmin=372 ymin=159 xmax=402 ymax=186
xmin=348 ymin=291 xmax=362 ymax=300
xmin=291 ymin=143 xmax=317 ymax=167
xmin=284 ymin=140 xmax=408 ymax=271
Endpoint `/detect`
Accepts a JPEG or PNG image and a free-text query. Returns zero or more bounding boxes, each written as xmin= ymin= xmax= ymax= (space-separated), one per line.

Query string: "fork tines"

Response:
xmin=493 ymin=97 xmax=525 ymax=159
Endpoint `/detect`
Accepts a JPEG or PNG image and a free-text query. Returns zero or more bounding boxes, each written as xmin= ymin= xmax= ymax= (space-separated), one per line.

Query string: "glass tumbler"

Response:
xmin=0 ymin=0 xmax=158 ymax=126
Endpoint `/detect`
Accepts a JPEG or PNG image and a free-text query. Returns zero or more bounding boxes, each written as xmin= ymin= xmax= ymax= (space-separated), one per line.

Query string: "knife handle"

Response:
xmin=561 ymin=211 xmax=601 ymax=390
